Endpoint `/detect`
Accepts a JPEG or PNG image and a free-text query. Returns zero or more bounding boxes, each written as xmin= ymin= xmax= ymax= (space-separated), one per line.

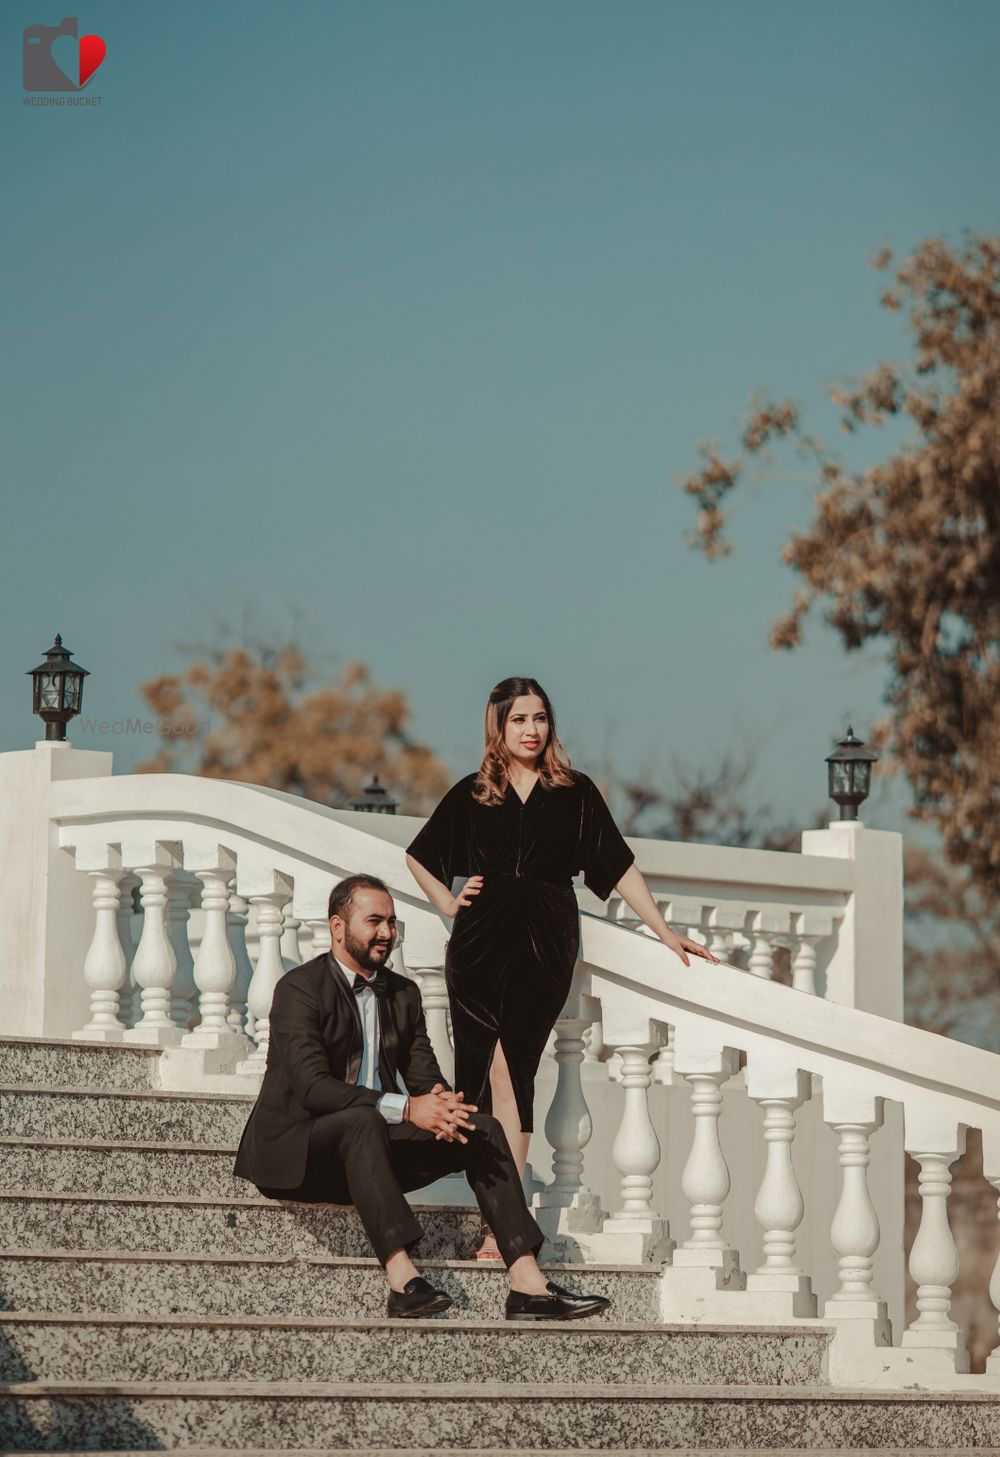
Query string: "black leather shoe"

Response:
xmin=387 ymin=1275 xmax=452 ymax=1318
xmin=505 ymin=1278 xmax=611 ymax=1322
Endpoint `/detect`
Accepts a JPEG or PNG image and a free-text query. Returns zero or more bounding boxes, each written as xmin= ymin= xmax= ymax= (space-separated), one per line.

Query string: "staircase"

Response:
xmin=2 ymin=1038 xmax=999 ymax=1453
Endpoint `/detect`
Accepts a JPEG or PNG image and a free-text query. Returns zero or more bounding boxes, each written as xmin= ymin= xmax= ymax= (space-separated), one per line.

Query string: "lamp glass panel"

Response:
xmin=63 ymin=675 xmax=81 ymax=711
xmin=853 ymin=761 xmax=871 ymax=794
xmin=38 ymin=673 xmax=61 ymax=709
xmin=831 ymin=762 xmax=852 ymax=795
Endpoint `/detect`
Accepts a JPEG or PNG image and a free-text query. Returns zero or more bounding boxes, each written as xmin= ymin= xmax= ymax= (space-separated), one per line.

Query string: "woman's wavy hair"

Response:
xmin=473 ymin=677 xmax=574 ymax=806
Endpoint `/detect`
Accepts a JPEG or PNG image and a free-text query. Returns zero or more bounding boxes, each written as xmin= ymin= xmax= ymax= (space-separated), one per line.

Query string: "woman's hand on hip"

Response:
xmin=446 ymin=875 xmax=484 ymax=917
xmin=659 ymin=929 xmax=719 ymax=967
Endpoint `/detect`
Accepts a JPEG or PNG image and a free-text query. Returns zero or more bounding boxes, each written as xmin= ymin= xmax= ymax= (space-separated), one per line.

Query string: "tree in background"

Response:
xmin=681 ymin=233 xmax=1000 ymax=1044
xmin=135 ymin=642 xmax=450 ymax=815
xmin=683 ymin=234 xmax=1000 ymax=893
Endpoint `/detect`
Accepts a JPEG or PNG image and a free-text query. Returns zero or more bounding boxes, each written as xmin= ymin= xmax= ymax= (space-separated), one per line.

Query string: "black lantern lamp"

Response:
xmin=28 ymin=634 xmax=89 ymax=742
xmin=349 ymin=773 xmax=398 ymax=814
xmin=825 ymin=726 xmax=878 ymax=821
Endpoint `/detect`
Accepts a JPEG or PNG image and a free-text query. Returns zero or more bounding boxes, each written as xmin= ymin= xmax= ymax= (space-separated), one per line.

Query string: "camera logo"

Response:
xmin=23 ymin=16 xmax=106 ymax=91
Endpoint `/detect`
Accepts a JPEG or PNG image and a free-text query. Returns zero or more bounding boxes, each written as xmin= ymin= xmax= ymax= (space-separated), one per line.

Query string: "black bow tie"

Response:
xmin=353 ymin=970 xmax=388 ymax=996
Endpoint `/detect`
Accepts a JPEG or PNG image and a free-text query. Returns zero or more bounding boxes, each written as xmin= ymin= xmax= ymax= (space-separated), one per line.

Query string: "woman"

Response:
xmin=405 ymin=676 xmax=717 ymax=1257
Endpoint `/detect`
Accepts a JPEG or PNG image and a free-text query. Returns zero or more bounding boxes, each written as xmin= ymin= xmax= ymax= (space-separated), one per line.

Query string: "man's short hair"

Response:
xmin=327 ymin=873 xmax=391 ymax=923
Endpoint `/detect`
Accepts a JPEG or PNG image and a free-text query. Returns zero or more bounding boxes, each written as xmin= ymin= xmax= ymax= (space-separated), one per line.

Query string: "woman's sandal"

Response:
xmin=474 ymin=1219 xmax=504 ymax=1262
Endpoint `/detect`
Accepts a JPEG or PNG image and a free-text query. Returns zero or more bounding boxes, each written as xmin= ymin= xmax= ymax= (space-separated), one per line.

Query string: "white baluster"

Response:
xmin=681 ymin=1069 xmax=733 ymax=1249
xmin=744 ymin=1067 xmax=816 ymax=1317
xmin=182 ymin=852 xmax=245 ymax=1050
xmin=791 ymin=934 xmax=819 ymax=995
xmin=236 ymin=878 xmax=292 ymax=1076
xmin=166 ymin=873 xmax=197 ymax=1033
xmin=303 ymin=916 xmax=332 ymax=956
xmin=280 ymin=909 xmax=303 ymax=970
xmin=825 ymin=1123 xmax=885 ymax=1311
xmin=748 ymin=928 xmax=775 ymax=980
xmin=116 ymin=873 xmax=138 ymax=1028
xmin=595 ymin=1020 xmax=673 ymax=1262
xmin=533 ymin=988 xmax=605 ymax=1240
xmin=74 ymin=852 xmax=127 ymax=1042
xmin=582 ymin=1015 xmax=604 ymax=1064
xmin=707 ymin=924 xmax=731 ymax=965
xmin=123 ymin=846 xmax=183 ymax=1046
xmin=543 ymin=1016 xmax=593 ymax=1202
xmin=403 ymin=917 xmax=454 ymax=1083
xmin=707 ymin=904 xmax=751 ymax=973
xmin=385 ymin=918 xmax=411 ymax=980
xmin=609 ymin=1045 xmax=660 ymax=1219
xmin=411 ymin=961 xmax=454 ymax=1085
xmin=661 ymin=1043 xmax=743 ymax=1314
xmin=901 ymin=1128 xmax=968 ymax=1368
xmin=819 ymin=1090 xmax=890 ymax=1338
xmin=226 ymin=887 xmax=254 ymax=1036
xmin=755 ymin=1097 xmax=804 ymax=1271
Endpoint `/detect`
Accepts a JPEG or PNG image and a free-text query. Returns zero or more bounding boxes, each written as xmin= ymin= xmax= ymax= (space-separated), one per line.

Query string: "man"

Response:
xmin=234 ymin=873 xmax=610 ymax=1320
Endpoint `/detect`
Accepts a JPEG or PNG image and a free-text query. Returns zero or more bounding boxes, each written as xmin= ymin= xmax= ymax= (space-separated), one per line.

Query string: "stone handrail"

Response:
xmin=555 ymin=913 xmax=1000 ymax=1387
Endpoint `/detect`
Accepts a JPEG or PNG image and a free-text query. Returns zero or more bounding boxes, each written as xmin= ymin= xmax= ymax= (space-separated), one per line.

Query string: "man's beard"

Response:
xmin=344 ymin=926 xmax=394 ymax=974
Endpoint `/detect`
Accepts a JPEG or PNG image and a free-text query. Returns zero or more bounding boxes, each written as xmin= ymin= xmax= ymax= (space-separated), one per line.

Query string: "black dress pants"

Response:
xmin=257 ymin=1108 xmax=544 ymax=1268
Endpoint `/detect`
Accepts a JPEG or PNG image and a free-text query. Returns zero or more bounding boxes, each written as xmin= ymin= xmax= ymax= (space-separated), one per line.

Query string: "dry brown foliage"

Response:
xmin=134 ymin=643 xmax=450 ymax=815
xmin=682 ymin=234 xmax=1000 ymax=897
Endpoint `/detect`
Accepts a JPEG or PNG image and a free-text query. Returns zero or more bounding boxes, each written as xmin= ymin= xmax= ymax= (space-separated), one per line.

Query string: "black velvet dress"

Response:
xmin=406 ymin=770 xmax=635 ymax=1132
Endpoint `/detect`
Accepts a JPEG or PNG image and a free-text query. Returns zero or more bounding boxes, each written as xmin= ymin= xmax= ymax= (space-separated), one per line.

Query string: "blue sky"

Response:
xmin=4 ymin=0 xmax=998 ymax=831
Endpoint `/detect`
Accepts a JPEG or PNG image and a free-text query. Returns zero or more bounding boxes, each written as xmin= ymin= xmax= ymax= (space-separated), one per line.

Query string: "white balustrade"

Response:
xmin=124 ymin=845 xmax=182 ymax=1047
xmin=30 ymin=754 xmax=1000 ymax=1392
xmin=402 ymin=919 xmax=454 ymax=1084
xmin=280 ymin=909 xmax=303 ymax=969
xmin=533 ymin=989 xmax=605 ymax=1241
xmin=541 ymin=1014 xmax=594 ymax=1205
xmin=74 ymin=849 xmax=127 ymax=1042
xmin=660 ymin=1040 xmax=744 ymax=1314
xmin=226 ymin=888 xmax=255 ymax=1037
xmin=791 ymin=934 xmax=819 ymax=995
xmin=747 ymin=909 xmax=791 ymax=981
xmin=679 ymin=1058 xmax=737 ymax=1252
xmin=901 ymin=1129 xmax=968 ymax=1367
xmin=182 ymin=851 xmax=243 ymax=1050
xmin=823 ymin=1106 xmax=886 ymax=1319
xmin=744 ymin=1066 xmax=816 ymax=1316
xmin=236 ymin=875 xmax=293 ymax=1076
xmin=608 ymin=1043 xmax=661 ymax=1220
xmin=165 ymin=872 xmax=197 ymax=1034
xmin=303 ymin=915 xmax=332 ymax=956
xmin=116 ymin=872 xmax=138 ymax=1028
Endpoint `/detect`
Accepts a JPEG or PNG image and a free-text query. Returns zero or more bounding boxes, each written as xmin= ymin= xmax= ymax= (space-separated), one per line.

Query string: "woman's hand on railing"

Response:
xmin=659 ymin=928 xmax=719 ymax=968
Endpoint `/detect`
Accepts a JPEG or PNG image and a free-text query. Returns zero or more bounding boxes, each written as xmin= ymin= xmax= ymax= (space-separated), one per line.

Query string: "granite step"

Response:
xmin=0 ymin=1252 xmax=660 ymax=1323
xmin=0 ymin=1039 xmax=161 ymax=1092
xmin=3 ymin=1451 xmax=989 ymax=1457
xmin=0 ymin=1139 xmax=249 ymax=1199
xmin=1 ymin=1380 xmax=998 ymax=1450
xmin=0 ymin=1313 xmax=830 ymax=1386
xmin=0 ymin=1087 xmax=254 ymax=1145
xmin=0 ymin=1194 xmax=485 ymax=1262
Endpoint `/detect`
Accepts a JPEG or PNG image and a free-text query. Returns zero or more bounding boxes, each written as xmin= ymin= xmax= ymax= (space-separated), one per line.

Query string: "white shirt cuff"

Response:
xmin=377 ymin=1092 xmax=408 ymax=1125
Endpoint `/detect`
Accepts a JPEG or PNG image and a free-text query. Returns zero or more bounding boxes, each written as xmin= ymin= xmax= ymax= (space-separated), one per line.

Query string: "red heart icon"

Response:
xmin=79 ymin=34 xmax=106 ymax=88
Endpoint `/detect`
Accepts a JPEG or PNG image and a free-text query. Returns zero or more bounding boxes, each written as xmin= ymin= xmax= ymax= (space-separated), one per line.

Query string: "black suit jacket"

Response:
xmin=233 ymin=952 xmax=449 ymax=1189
